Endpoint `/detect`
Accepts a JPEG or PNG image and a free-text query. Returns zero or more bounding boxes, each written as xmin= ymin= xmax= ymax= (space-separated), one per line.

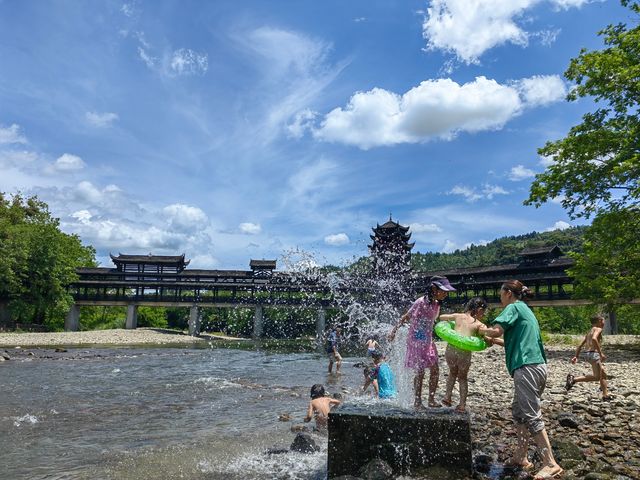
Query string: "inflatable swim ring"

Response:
xmin=435 ymin=321 xmax=487 ymax=352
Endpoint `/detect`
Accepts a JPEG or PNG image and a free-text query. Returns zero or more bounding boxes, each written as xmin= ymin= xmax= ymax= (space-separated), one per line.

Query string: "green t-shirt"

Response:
xmin=493 ymin=301 xmax=546 ymax=376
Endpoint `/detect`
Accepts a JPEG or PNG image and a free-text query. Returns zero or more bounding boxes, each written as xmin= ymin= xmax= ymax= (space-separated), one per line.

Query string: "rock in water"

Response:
xmin=290 ymin=432 xmax=319 ymax=453
xmin=557 ymin=412 xmax=580 ymax=429
xmin=358 ymin=458 xmax=393 ymax=480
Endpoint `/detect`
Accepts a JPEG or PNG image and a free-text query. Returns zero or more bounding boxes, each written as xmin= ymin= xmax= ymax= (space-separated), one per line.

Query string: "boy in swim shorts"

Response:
xmin=439 ymin=297 xmax=488 ymax=412
xmin=565 ymin=314 xmax=611 ymax=400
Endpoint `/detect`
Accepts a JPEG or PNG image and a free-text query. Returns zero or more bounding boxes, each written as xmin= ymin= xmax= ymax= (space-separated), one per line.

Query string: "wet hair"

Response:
xmin=464 ymin=297 xmax=488 ymax=314
xmin=310 ymin=384 xmax=325 ymax=399
xmin=371 ymin=350 xmax=384 ymax=362
xmin=501 ymin=280 xmax=534 ymax=302
xmin=591 ymin=314 xmax=605 ymax=325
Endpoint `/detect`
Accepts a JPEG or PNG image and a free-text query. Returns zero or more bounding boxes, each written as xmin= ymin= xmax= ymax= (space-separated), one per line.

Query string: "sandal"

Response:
xmin=564 ymin=374 xmax=575 ymax=391
xmin=534 ymin=466 xmax=564 ymax=479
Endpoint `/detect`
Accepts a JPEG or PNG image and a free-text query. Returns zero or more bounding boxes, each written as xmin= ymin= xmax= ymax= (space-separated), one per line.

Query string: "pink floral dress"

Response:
xmin=405 ymin=296 xmax=440 ymax=370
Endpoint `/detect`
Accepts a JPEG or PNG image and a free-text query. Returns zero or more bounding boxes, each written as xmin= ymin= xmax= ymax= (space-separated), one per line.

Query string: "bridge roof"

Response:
xmin=110 ymin=253 xmax=189 ymax=265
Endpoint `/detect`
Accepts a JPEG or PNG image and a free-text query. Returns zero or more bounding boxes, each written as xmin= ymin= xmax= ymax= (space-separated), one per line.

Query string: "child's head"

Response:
xmin=591 ymin=314 xmax=605 ymax=328
xmin=310 ymin=384 xmax=325 ymax=399
xmin=371 ymin=350 xmax=384 ymax=364
xmin=464 ymin=297 xmax=488 ymax=318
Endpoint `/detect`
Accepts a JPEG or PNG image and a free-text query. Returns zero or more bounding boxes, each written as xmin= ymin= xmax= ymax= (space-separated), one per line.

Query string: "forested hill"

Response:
xmin=410 ymin=226 xmax=587 ymax=272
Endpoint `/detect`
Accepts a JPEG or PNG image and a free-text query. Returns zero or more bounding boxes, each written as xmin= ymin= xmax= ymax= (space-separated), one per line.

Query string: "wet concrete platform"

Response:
xmin=327 ymin=403 xmax=472 ymax=478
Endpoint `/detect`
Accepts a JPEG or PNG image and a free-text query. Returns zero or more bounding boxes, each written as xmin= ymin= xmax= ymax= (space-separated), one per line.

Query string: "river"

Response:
xmin=1 ymin=344 xmax=369 ymax=480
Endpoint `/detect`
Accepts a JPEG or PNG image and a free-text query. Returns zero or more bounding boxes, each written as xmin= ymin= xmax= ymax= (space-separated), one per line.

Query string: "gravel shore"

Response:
xmin=0 ymin=328 xmax=244 ymax=347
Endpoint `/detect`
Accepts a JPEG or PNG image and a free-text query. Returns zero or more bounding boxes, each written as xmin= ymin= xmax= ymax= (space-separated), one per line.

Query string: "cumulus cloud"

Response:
xmin=239 ymin=222 xmax=262 ymax=235
xmin=52 ymin=153 xmax=86 ymax=172
xmin=515 ymin=75 xmax=566 ymax=107
xmin=0 ymin=123 xmax=27 ymax=144
xmin=163 ymin=203 xmax=208 ymax=232
xmin=509 ymin=164 xmax=536 ymax=181
xmin=546 ymin=220 xmax=571 ymax=231
xmin=313 ymin=75 xmax=562 ymax=149
xmin=410 ymin=222 xmax=442 ymax=233
xmin=324 ymin=233 xmax=350 ymax=246
xmin=422 ymin=0 xmax=588 ymax=63
xmin=86 ymin=111 xmax=119 ymax=127
xmin=449 ymin=183 xmax=509 ymax=202
xmin=287 ymin=109 xmax=317 ymax=139
xmin=169 ymin=48 xmax=208 ymax=76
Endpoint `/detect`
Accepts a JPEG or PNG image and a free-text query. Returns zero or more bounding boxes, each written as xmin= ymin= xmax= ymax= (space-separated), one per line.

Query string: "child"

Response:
xmin=438 ymin=297 xmax=488 ymax=413
xmin=326 ymin=327 xmax=342 ymax=374
xmin=362 ymin=351 xmax=397 ymax=399
xmin=388 ymin=275 xmax=456 ymax=409
xmin=565 ymin=314 xmax=611 ymax=400
xmin=304 ymin=384 xmax=342 ymax=430
xmin=365 ymin=335 xmax=380 ymax=356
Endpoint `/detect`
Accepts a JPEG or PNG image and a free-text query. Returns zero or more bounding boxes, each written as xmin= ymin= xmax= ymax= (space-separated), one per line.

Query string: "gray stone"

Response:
xmin=557 ymin=412 xmax=580 ymax=429
xmin=358 ymin=458 xmax=393 ymax=480
xmin=290 ymin=432 xmax=319 ymax=453
xmin=327 ymin=403 xmax=472 ymax=479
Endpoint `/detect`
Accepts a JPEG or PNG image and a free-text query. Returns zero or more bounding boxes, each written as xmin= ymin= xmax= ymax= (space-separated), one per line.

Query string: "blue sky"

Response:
xmin=0 ymin=0 xmax=630 ymax=269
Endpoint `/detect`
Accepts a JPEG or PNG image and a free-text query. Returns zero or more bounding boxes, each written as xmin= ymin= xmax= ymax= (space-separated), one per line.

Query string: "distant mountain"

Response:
xmin=410 ymin=227 xmax=587 ymax=272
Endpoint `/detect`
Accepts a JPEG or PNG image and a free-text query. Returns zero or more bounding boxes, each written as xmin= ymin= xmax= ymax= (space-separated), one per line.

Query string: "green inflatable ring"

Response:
xmin=435 ymin=321 xmax=487 ymax=352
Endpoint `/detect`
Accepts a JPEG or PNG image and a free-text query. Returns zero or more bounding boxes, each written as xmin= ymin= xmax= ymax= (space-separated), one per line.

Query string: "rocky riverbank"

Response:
xmin=467 ymin=341 xmax=640 ymax=480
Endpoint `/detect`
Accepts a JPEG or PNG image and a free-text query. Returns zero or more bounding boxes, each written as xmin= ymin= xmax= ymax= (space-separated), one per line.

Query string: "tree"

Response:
xmin=526 ymin=0 xmax=640 ymax=219
xmin=0 ymin=193 xmax=96 ymax=329
xmin=525 ymin=1 xmax=640 ymax=316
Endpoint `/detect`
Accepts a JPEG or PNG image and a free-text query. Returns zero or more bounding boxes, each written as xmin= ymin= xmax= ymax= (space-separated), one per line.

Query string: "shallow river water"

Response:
xmin=1 ymin=344 xmax=370 ymax=480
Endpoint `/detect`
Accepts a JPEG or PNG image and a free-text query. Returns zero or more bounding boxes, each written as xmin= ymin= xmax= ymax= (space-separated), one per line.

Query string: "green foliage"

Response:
xmin=137 ymin=306 xmax=168 ymax=328
xmin=411 ymin=227 xmax=586 ymax=271
xmin=0 ymin=193 xmax=96 ymax=328
xmin=533 ymin=305 xmax=598 ymax=334
xmin=526 ymin=1 xmax=640 ymax=219
xmin=80 ymin=306 xmax=126 ymax=330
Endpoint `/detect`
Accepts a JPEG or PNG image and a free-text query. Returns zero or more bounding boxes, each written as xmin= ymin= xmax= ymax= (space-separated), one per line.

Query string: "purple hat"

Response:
xmin=429 ymin=276 xmax=456 ymax=292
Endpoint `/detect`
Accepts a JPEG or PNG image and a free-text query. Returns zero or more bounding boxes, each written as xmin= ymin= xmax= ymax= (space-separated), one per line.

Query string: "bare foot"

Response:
xmin=427 ymin=398 xmax=441 ymax=408
xmin=454 ymin=404 xmax=466 ymax=413
xmin=414 ymin=403 xmax=428 ymax=412
xmin=534 ymin=465 xmax=563 ymax=479
xmin=442 ymin=398 xmax=453 ymax=407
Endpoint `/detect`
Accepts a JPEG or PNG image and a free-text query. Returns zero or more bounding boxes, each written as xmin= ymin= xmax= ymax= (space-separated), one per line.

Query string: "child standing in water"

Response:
xmin=388 ymin=276 xmax=456 ymax=409
xmin=326 ymin=327 xmax=342 ymax=374
xmin=363 ymin=350 xmax=397 ymax=399
xmin=439 ymin=297 xmax=488 ymax=412
xmin=565 ymin=314 xmax=611 ymax=400
xmin=365 ymin=335 xmax=380 ymax=356
xmin=304 ymin=384 xmax=342 ymax=431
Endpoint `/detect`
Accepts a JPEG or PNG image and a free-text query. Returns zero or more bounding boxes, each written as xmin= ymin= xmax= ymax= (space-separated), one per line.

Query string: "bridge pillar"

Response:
xmin=604 ymin=310 xmax=618 ymax=335
xmin=125 ymin=304 xmax=138 ymax=329
xmin=65 ymin=304 xmax=80 ymax=331
xmin=316 ymin=309 xmax=326 ymax=351
xmin=253 ymin=305 xmax=264 ymax=338
xmin=189 ymin=305 xmax=201 ymax=336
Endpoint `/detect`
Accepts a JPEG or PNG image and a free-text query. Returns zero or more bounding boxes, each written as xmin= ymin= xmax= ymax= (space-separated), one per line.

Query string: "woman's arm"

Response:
xmin=478 ymin=323 xmax=504 ymax=338
xmin=388 ymin=312 xmax=410 ymax=341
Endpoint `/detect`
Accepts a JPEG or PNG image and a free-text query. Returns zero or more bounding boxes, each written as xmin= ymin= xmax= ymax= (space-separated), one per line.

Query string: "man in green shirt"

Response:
xmin=480 ymin=280 xmax=563 ymax=480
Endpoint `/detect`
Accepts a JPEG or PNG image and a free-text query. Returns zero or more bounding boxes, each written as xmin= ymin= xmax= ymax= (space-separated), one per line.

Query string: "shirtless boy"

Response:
xmin=566 ymin=314 xmax=611 ymax=400
xmin=304 ymin=384 xmax=342 ymax=430
xmin=439 ymin=297 xmax=488 ymax=412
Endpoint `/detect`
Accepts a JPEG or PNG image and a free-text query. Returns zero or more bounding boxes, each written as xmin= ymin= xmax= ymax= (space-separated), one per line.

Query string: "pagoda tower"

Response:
xmin=368 ymin=216 xmax=415 ymax=276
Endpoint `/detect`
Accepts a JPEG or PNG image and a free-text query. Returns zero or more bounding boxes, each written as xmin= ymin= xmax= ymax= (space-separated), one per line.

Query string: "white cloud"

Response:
xmin=0 ymin=123 xmax=27 ymax=144
xmin=410 ymin=222 xmax=442 ymax=233
xmin=138 ymin=46 xmax=156 ymax=68
xmin=539 ymin=155 xmax=554 ymax=167
xmin=546 ymin=220 xmax=571 ymax=231
xmin=169 ymin=48 xmax=208 ymax=76
xmin=509 ymin=164 xmax=536 ymax=181
xmin=313 ymin=74 xmax=564 ymax=150
xmin=422 ymin=0 xmax=588 ymax=63
xmin=86 ymin=111 xmax=119 ymax=127
xmin=53 ymin=153 xmax=86 ymax=172
xmin=516 ymin=75 xmax=566 ymax=107
xmin=324 ymin=233 xmax=350 ymax=246
xmin=163 ymin=203 xmax=208 ymax=232
xmin=449 ymin=183 xmax=509 ymax=202
xmin=71 ymin=209 xmax=92 ymax=224
xmin=0 ymin=150 xmax=38 ymax=167
xmin=534 ymin=28 xmax=561 ymax=46
xmin=287 ymin=109 xmax=317 ymax=139
xmin=239 ymin=222 xmax=262 ymax=235
xmin=443 ymin=239 xmax=458 ymax=253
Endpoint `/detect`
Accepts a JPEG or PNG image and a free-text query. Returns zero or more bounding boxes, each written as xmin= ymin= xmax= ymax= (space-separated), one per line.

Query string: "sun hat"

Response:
xmin=429 ymin=275 xmax=456 ymax=292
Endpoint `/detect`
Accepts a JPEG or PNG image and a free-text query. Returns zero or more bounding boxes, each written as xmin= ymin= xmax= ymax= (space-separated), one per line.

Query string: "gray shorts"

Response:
xmin=582 ymin=351 xmax=600 ymax=364
xmin=512 ymin=363 xmax=547 ymax=434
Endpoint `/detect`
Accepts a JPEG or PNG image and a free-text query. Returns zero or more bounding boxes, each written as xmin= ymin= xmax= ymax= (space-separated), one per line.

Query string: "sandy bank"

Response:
xmin=0 ymin=328 xmax=248 ymax=347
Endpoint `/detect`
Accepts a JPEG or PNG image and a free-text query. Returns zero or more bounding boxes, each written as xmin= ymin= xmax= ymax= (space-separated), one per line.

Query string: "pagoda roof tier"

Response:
xmin=370 ymin=233 xmax=412 ymax=241
xmin=374 ymin=220 xmax=410 ymax=233
xmin=250 ymin=259 xmax=277 ymax=269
